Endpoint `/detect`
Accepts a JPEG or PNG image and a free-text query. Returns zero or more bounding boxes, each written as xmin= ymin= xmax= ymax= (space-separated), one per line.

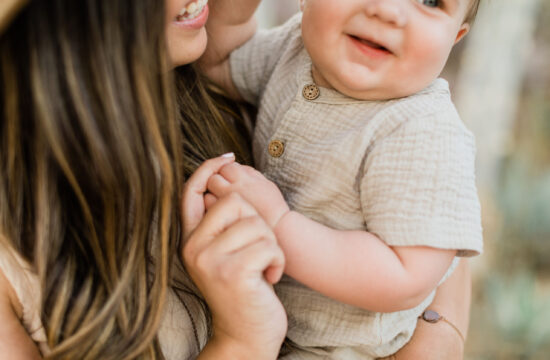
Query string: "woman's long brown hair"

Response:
xmin=0 ymin=0 xmax=250 ymax=358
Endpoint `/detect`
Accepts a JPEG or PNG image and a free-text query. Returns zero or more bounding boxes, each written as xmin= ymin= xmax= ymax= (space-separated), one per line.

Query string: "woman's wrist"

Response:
xmin=199 ymin=332 xmax=279 ymax=360
xmin=411 ymin=316 xmax=464 ymax=359
xmin=419 ymin=309 xmax=465 ymax=343
xmin=379 ymin=316 xmax=464 ymax=360
xmin=380 ymin=260 xmax=471 ymax=360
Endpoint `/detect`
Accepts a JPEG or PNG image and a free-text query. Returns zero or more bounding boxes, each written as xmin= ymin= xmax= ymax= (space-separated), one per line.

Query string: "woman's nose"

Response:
xmin=365 ymin=0 xmax=408 ymax=27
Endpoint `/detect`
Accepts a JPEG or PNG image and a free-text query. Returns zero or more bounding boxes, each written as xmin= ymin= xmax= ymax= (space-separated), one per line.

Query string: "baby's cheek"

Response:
xmin=406 ymin=38 xmax=452 ymax=88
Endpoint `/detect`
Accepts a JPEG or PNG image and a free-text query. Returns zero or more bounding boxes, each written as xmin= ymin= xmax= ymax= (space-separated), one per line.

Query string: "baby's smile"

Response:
xmin=348 ymin=34 xmax=394 ymax=59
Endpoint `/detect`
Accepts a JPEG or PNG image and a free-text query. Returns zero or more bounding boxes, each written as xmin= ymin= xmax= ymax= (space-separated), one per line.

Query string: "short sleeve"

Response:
xmin=360 ymin=109 xmax=483 ymax=257
xmin=229 ymin=13 xmax=302 ymax=105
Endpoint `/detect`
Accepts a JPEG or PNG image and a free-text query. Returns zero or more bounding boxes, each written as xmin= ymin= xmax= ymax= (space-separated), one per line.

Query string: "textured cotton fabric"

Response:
xmin=230 ymin=13 xmax=482 ymax=359
xmin=0 ymin=240 xmax=208 ymax=360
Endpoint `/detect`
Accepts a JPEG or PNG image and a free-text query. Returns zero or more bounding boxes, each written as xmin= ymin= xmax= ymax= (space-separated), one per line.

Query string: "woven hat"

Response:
xmin=0 ymin=0 xmax=28 ymax=33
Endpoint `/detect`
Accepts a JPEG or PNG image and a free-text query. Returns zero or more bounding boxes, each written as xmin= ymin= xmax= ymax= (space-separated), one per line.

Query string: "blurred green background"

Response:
xmin=257 ymin=0 xmax=550 ymax=358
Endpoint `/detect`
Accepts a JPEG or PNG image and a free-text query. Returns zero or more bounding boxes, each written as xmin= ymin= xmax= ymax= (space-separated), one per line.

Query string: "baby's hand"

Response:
xmin=206 ymin=163 xmax=290 ymax=229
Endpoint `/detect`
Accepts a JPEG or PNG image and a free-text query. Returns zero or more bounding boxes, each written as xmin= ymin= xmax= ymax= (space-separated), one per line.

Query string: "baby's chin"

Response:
xmin=334 ymin=79 xmax=435 ymax=101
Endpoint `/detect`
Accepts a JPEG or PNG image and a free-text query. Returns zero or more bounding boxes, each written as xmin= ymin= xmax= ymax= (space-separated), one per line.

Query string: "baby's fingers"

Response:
xmin=204 ymin=193 xmax=218 ymax=210
xmin=218 ymin=162 xmax=249 ymax=183
xmin=207 ymin=174 xmax=232 ymax=197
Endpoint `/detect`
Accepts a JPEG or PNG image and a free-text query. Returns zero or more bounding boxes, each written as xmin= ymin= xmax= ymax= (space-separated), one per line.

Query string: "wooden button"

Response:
xmin=268 ymin=140 xmax=285 ymax=158
xmin=302 ymin=84 xmax=320 ymax=100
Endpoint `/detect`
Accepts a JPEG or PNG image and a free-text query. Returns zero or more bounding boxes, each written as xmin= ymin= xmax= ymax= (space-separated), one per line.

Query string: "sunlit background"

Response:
xmin=256 ymin=1 xmax=550 ymax=358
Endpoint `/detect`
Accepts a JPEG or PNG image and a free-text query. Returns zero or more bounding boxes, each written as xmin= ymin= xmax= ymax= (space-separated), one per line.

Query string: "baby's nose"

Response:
xmin=364 ymin=0 xmax=408 ymax=27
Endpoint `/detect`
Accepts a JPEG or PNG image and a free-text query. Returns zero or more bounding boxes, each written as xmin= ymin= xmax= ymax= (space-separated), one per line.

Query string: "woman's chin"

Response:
xmin=166 ymin=27 xmax=207 ymax=67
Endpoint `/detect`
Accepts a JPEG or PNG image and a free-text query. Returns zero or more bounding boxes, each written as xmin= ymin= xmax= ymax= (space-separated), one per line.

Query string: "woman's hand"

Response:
xmin=182 ymin=156 xmax=287 ymax=359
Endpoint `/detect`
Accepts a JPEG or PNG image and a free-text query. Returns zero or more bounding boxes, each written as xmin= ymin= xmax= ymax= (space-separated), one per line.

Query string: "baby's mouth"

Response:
xmin=350 ymin=35 xmax=392 ymax=54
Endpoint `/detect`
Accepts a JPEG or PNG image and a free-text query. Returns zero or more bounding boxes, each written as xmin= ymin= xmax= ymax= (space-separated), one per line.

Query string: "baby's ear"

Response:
xmin=454 ymin=23 xmax=471 ymax=44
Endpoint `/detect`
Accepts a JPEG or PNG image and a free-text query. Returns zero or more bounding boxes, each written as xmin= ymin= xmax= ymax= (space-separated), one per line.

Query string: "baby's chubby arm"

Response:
xmin=197 ymin=0 xmax=261 ymax=99
xmin=206 ymin=163 xmax=456 ymax=312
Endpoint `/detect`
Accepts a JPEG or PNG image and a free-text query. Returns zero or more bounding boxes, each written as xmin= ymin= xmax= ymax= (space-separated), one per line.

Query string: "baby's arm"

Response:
xmin=206 ymin=163 xmax=455 ymax=312
xmin=276 ymin=211 xmax=456 ymax=312
xmin=197 ymin=0 xmax=261 ymax=99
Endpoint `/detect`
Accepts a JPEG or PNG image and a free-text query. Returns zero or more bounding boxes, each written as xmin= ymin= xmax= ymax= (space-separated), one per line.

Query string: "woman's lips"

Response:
xmin=173 ymin=3 xmax=209 ymax=29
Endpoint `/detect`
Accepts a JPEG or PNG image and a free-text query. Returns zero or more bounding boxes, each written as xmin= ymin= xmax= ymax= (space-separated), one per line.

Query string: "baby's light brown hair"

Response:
xmin=465 ymin=0 xmax=481 ymax=24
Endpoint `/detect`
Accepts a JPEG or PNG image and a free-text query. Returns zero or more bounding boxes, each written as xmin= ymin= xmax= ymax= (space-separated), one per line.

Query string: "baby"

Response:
xmin=200 ymin=0 xmax=483 ymax=358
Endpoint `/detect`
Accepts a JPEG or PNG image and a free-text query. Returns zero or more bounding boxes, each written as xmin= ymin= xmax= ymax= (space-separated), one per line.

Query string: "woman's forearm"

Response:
xmin=198 ymin=0 xmax=260 ymax=98
xmin=207 ymin=0 xmax=261 ymax=26
xmin=200 ymin=0 xmax=260 ymax=66
xmin=424 ymin=257 xmax=471 ymax=338
xmin=382 ymin=258 xmax=471 ymax=360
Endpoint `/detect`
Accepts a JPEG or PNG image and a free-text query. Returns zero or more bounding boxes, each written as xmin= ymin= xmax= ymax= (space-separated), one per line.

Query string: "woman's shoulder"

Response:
xmin=0 ymin=239 xmax=48 ymax=354
xmin=0 ymin=240 xmax=40 ymax=311
xmin=0 ymin=251 xmax=24 ymax=318
xmin=0 ymin=264 xmax=43 ymax=359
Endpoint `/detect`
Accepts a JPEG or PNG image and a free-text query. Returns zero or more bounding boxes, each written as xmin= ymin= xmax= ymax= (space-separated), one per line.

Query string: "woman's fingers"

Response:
xmin=264 ymin=261 xmax=284 ymax=285
xmin=183 ymin=192 xmax=258 ymax=261
xmin=208 ymin=215 xmax=279 ymax=257
xmin=220 ymin=235 xmax=285 ymax=286
xmin=184 ymin=192 xmax=285 ymax=285
xmin=181 ymin=153 xmax=235 ymax=239
xmin=204 ymin=216 xmax=285 ymax=286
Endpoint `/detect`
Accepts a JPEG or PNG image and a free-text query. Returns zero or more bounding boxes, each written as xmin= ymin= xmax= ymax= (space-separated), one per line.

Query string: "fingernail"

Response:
xmin=221 ymin=152 xmax=235 ymax=158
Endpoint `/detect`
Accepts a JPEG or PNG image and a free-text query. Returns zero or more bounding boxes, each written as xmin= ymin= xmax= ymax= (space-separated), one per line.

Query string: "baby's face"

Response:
xmin=300 ymin=0 xmax=472 ymax=100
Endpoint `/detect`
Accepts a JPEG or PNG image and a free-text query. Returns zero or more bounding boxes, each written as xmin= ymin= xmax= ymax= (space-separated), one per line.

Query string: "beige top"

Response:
xmin=230 ymin=13 xmax=483 ymax=359
xmin=0 ymin=240 xmax=207 ymax=360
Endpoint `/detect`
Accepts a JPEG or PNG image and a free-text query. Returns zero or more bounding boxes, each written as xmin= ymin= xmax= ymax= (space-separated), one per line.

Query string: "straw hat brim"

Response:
xmin=0 ymin=0 xmax=28 ymax=34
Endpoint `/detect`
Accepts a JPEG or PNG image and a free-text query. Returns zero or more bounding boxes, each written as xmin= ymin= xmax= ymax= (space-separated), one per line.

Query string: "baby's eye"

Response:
xmin=416 ymin=0 xmax=440 ymax=7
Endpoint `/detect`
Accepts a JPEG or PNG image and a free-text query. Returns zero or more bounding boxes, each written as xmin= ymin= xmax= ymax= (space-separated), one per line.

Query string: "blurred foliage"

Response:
xmin=486 ymin=272 xmax=550 ymax=348
xmin=496 ymin=154 xmax=550 ymax=272
xmin=466 ymin=1 xmax=550 ymax=358
xmin=468 ymin=271 xmax=550 ymax=359
xmin=493 ymin=0 xmax=550 ymax=276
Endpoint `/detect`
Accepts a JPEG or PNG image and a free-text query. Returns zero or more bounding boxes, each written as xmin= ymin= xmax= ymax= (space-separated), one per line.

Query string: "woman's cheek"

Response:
xmin=166 ymin=26 xmax=208 ymax=66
